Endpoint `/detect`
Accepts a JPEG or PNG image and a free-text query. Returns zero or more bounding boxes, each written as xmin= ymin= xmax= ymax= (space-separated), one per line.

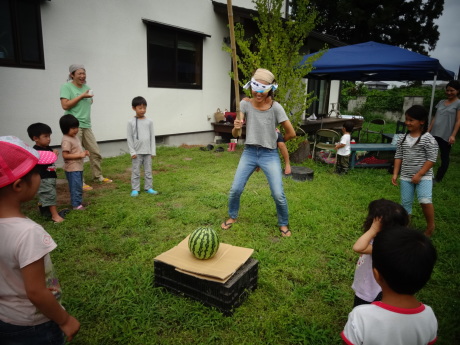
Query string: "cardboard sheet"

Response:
xmin=154 ymin=236 xmax=254 ymax=283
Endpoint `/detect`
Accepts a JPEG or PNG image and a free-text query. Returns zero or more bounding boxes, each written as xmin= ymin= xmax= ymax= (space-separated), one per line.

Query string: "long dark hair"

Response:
xmin=400 ymin=105 xmax=428 ymax=146
xmin=362 ymin=198 xmax=409 ymax=232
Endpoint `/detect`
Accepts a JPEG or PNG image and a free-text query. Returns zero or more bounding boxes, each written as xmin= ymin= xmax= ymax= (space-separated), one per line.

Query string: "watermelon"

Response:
xmin=188 ymin=227 xmax=220 ymax=260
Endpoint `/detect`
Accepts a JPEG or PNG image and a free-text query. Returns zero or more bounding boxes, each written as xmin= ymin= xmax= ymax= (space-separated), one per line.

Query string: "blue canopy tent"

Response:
xmin=301 ymin=41 xmax=454 ymax=120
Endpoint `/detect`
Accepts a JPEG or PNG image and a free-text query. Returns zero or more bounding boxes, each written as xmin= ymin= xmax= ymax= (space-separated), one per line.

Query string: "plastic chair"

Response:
xmin=360 ymin=118 xmax=385 ymax=143
xmin=382 ymin=120 xmax=407 ymax=143
xmin=312 ymin=129 xmax=341 ymax=164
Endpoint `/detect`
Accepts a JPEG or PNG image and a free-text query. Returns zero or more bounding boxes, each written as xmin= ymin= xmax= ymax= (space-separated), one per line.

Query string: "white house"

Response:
xmin=0 ymin=0 xmax=343 ymax=157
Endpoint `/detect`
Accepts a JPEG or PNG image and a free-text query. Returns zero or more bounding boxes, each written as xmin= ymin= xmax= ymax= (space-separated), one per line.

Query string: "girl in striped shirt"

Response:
xmin=392 ymin=105 xmax=438 ymax=237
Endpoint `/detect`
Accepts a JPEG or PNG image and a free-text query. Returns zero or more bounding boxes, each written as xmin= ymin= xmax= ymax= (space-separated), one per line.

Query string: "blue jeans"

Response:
xmin=65 ymin=171 xmax=83 ymax=207
xmin=228 ymin=145 xmax=289 ymax=226
xmin=0 ymin=319 xmax=64 ymax=345
xmin=400 ymin=179 xmax=433 ymax=214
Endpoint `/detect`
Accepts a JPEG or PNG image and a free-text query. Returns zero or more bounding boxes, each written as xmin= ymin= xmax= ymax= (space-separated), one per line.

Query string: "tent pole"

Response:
xmin=428 ymin=74 xmax=437 ymax=124
xmin=227 ymin=0 xmax=242 ymax=138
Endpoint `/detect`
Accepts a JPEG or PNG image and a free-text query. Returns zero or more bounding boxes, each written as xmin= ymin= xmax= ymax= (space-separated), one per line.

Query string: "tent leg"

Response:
xmin=429 ymin=74 xmax=438 ymax=124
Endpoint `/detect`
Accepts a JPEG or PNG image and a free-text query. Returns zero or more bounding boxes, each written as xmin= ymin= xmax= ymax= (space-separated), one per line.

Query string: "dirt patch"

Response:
xmin=179 ymin=144 xmax=203 ymax=149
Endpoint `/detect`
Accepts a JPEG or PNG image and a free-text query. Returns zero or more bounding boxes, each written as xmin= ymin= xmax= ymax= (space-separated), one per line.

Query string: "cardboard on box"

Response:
xmin=154 ymin=236 xmax=254 ymax=283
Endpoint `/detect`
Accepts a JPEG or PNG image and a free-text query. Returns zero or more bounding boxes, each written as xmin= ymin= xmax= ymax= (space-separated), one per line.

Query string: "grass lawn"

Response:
xmin=23 ymin=139 xmax=460 ymax=345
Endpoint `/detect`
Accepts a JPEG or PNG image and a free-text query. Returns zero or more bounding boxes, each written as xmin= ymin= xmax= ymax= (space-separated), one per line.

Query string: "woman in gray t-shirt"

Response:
xmin=428 ymin=80 xmax=460 ymax=182
xmin=221 ymin=68 xmax=296 ymax=237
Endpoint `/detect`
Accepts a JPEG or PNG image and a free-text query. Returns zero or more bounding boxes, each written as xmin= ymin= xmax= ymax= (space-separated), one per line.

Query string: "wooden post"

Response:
xmin=227 ymin=0 xmax=242 ymax=137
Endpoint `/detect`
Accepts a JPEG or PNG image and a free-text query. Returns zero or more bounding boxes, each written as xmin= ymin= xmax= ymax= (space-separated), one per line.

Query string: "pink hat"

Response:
xmin=0 ymin=136 xmax=57 ymax=188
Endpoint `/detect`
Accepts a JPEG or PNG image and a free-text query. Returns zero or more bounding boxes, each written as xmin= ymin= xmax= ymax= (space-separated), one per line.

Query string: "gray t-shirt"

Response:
xmin=127 ymin=117 xmax=156 ymax=156
xmin=430 ymin=99 xmax=460 ymax=142
xmin=240 ymin=100 xmax=289 ymax=149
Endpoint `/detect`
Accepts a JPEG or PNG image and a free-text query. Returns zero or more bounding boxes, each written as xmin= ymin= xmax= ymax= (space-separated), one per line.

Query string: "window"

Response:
xmin=0 ymin=0 xmax=45 ymax=69
xmin=307 ymin=79 xmax=331 ymax=116
xmin=144 ymin=20 xmax=209 ymax=89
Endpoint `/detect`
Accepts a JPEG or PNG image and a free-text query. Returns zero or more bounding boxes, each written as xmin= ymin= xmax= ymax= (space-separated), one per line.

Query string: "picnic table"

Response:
xmin=350 ymin=143 xmax=396 ymax=169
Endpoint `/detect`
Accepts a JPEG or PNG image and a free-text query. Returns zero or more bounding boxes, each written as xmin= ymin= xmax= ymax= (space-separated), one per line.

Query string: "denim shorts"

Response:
xmin=400 ymin=179 xmax=433 ymax=214
xmin=0 ymin=319 xmax=64 ymax=345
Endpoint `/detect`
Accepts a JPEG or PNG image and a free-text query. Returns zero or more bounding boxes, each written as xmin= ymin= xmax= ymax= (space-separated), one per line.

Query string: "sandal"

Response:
xmin=99 ymin=177 xmax=113 ymax=183
xmin=83 ymin=183 xmax=93 ymax=191
xmin=279 ymin=227 xmax=292 ymax=237
xmin=221 ymin=219 xmax=236 ymax=230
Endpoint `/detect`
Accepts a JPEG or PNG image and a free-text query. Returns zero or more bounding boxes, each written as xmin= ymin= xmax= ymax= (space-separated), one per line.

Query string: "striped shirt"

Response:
xmin=394 ymin=132 xmax=438 ymax=180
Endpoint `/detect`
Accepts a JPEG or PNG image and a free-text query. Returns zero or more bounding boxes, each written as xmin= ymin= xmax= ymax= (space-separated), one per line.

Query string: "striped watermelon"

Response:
xmin=188 ymin=227 xmax=220 ymax=260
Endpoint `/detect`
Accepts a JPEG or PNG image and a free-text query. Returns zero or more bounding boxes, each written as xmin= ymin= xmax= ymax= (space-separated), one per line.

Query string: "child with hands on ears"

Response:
xmin=351 ymin=199 xmax=409 ymax=307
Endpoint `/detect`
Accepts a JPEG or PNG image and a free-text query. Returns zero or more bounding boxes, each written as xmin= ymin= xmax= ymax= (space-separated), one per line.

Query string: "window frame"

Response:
xmin=143 ymin=19 xmax=210 ymax=89
xmin=0 ymin=0 xmax=45 ymax=69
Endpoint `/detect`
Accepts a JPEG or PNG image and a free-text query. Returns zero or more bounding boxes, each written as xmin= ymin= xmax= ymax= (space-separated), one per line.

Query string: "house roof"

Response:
xmin=211 ymin=1 xmax=346 ymax=48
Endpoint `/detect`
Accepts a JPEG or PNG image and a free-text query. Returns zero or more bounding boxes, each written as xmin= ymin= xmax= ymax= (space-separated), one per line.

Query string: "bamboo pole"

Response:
xmin=227 ymin=0 xmax=242 ymax=137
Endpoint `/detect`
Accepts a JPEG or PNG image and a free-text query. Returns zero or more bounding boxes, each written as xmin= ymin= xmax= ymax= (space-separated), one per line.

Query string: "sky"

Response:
xmin=429 ymin=0 xmax=460 ymax=78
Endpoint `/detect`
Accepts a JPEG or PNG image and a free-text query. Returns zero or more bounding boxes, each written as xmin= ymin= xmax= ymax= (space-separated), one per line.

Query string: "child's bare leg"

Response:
xmin=49 ymin=205 xmax=64 ymax=223
xmin=421 ymin=203 xmax=435 ymax=236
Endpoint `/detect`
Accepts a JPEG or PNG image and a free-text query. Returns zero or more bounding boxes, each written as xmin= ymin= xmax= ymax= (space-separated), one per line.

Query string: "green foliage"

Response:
xmin=342 ymin=83 xmax=447 ymax=113
xmin=22 ymin=144 xmax=460 ymax=344
xmin=339 ymin=81 xmax=368 ymax=110
xmin=224 ymin=0 xmax=321 ymax=132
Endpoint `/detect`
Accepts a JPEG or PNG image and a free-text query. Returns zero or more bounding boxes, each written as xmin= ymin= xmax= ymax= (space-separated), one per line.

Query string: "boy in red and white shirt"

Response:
xmin=342 ymin=226 xmax=437 ymax=345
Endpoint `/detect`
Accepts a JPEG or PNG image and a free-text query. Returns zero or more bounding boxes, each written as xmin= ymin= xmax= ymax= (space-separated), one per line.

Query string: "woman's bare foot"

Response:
xmin=221 ymin=218 xmax=236 ymax=230
xmin=279 ymin=226 xmax=292 ymax=237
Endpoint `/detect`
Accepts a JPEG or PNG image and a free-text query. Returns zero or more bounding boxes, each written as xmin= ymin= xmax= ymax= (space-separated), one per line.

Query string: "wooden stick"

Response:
xmin=227 ymin=0 xmax=242 ymax=137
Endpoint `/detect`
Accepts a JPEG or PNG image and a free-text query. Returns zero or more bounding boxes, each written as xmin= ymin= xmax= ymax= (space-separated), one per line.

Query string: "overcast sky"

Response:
xmin=429 ymin=0 xmax=460 ymax=77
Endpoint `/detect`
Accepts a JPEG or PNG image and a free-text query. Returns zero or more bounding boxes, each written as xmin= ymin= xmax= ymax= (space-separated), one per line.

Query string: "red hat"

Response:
xmin=0 ymin=136 xmax=57 ymax=188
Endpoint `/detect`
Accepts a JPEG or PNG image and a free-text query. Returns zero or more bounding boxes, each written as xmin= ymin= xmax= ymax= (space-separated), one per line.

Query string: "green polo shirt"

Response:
xmin=60 ymin=82 xmax=92 ymax=128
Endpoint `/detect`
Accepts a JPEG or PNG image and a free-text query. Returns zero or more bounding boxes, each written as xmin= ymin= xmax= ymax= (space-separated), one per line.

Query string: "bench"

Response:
xmin=350 ymin=143 xmax=396 ymax=169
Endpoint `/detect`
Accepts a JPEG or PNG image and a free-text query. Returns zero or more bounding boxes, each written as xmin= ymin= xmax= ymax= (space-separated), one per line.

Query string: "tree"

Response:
xmin=225 ymin=0 xmax=320 ymax=134
xmin=292 ymin=0 xmax=444 ymax=55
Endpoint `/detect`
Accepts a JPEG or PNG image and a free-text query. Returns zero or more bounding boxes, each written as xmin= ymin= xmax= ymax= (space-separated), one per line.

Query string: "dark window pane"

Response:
xmin=149 ymin=30 xmax=176 ymax=86
xmin=146 ymin=24 xmax=203 ymax=89
xmin=177 ymin=37 xmax=200 ymax=85
xmin=17 ymin=0 xmax=41 ymax=63
xmin=0 ymin=0 xmax=44 ymax=69
xmin=0 ymin=1 xmax=15 ymax=60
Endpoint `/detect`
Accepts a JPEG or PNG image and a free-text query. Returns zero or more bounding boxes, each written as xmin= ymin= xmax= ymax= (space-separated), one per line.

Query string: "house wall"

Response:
xmin=0 ymin=0 xmax=260 ymax=150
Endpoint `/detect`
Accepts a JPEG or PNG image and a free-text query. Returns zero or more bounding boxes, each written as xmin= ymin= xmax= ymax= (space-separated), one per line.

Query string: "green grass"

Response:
xmin=23 ymin=142 xmax=460 ymax=345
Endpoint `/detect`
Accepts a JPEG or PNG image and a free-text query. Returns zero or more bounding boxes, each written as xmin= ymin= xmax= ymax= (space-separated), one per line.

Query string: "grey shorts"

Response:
xmin=37 ymin=178 xmax=57 ymax=207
